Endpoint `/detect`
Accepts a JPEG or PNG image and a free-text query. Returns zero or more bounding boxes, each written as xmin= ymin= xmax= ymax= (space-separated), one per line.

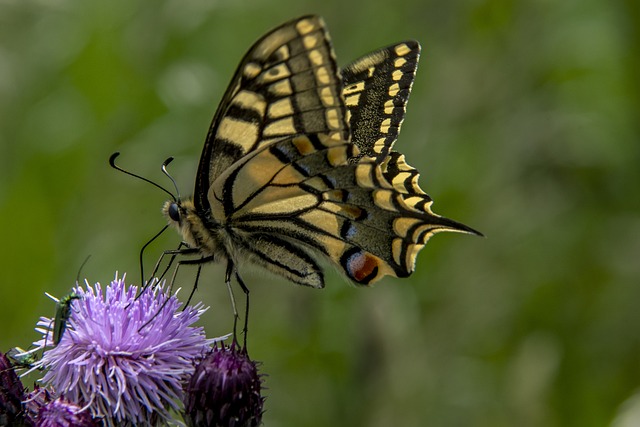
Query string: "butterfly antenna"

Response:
xmin=109 ymin=152 xmax=177 ymax=202
xmin=161 ymin=157 xmax=181 ymax=200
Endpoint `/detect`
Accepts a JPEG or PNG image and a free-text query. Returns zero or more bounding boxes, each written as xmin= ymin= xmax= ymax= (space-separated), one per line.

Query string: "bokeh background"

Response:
xmin=1 ymin=0 xmax=639 ymax=426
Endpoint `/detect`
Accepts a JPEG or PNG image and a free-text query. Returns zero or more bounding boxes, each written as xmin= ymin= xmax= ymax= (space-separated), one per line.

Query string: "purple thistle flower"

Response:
xmin=184 ymin=343 xmax=264 ymax=427
xmin=24 ymin=386 xmax=54 ymax=423
xmin=36 ymin=398 xmax=98 ymax=427
xmin=31 ymin=274 xmax=225 ymax=426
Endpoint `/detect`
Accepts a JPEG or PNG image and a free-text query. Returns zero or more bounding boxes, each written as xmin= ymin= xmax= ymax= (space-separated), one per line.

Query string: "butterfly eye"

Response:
xmin=168 ymin=203 xmax=181 ymax=222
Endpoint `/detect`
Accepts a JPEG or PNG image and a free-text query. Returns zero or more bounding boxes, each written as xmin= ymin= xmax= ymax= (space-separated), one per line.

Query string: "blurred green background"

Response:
xmin=1 ymin=0 xmax=639 ymax=426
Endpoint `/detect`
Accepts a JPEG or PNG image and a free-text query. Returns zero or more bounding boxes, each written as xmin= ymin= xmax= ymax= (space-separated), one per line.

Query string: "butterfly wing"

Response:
xmin=194 ymin=15 xmax=348 ymax=215
xmin=209 ymin=133 xmax=477 ymax=288
xmin=342 ymin=41 xmax=420 ymax=162
xmin=341 ymin=41 xmax=433 ymax=198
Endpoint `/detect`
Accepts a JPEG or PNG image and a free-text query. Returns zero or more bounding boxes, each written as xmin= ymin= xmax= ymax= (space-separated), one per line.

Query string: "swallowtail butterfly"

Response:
xmin=162 ymin=15 xmax=480 ymax=289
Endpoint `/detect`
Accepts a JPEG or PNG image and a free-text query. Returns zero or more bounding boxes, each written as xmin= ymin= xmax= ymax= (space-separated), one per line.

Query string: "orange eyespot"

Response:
xmin=342 ymin=248 xmax=379 ymax=284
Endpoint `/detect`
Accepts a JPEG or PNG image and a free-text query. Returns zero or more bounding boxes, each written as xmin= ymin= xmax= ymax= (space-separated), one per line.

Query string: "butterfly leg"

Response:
xmin=150 ymin=243 xmax=196 ymax=283
xmin=167 ymin=255 xmax=211 ymax=289
xmin=130 ymin=244 xmax=200 ymax=311
xmin=138 ymin=255 xmax=212 ymax=333
xmin=223 ymin=260 xmax=250 ymax=349
xmin=235 ymin=271 xmax=250 ymax=350
xmin=140 ymin=244 xmax=198 ymax=296
xmin=183 ymin=264 xmax=202 ymax=307
xmin=224 ymin=261 xmax=241 ymax=346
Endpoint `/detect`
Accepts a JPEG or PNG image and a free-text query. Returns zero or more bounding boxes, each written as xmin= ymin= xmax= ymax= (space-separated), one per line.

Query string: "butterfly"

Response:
xmin=156 ymin=14 xmax=480 ymax=292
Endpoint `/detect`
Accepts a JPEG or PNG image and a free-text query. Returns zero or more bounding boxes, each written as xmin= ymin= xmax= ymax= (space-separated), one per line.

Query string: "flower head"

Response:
xmin=32 ymin=274 xmax=223 ymax=426
xmin=24 ymin=385 xmax=54 ymax=422
xmin=36 ymin=397 xmax=98 ymax=427
xmin=184 ymin=343 xmax=264 ymax=427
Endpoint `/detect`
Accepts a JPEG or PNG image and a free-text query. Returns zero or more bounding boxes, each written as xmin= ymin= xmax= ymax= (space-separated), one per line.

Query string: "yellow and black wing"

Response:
xmin=341 ymin=42 xmax=435 ymax=223
xmin=194 ymin=15 xmax=348 ymax=215
xmin=208 ymin=133 xmax=478 ymax=288
xmin=342 ymin=41 xmax=420 ymax=162
xmin=341 ymin=41 xmax=432 ymax=198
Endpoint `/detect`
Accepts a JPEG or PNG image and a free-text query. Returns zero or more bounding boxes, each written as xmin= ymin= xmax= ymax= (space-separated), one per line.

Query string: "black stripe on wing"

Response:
xmin=233 ymin=231 xmax=324 ymax=288
xmin=195 ymin=15 xmax=348 ymax=214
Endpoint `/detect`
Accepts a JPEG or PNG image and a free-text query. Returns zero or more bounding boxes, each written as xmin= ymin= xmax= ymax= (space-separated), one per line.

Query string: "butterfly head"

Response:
xmin=166 ymin=200 xmax=181 ymax=223
xmin=163 ymin=198 xmax=200 ymax=250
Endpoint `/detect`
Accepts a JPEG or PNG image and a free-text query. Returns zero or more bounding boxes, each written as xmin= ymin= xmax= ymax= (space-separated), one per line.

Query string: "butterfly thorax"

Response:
xmin=163 ymin=198 xmax=230 ymax=260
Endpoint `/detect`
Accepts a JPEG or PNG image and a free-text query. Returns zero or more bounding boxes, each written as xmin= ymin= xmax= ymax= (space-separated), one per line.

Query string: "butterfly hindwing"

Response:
xmin=195 ymin=15 xmax=348 ymax=215
xmin=234 ymin=232 xmax=324 ymax=288
xmin=342 ymin=41 xmax=420 ymax=163
xmin=341 ymin=41 xmax=428 ymax=196
xmin=208 ymin=133 xmax=470 ymax=286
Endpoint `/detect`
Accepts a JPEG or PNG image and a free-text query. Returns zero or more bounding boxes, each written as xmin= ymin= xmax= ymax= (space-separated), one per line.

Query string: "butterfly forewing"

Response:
xmin=195 ymin=15 xmax=348 ymax=215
